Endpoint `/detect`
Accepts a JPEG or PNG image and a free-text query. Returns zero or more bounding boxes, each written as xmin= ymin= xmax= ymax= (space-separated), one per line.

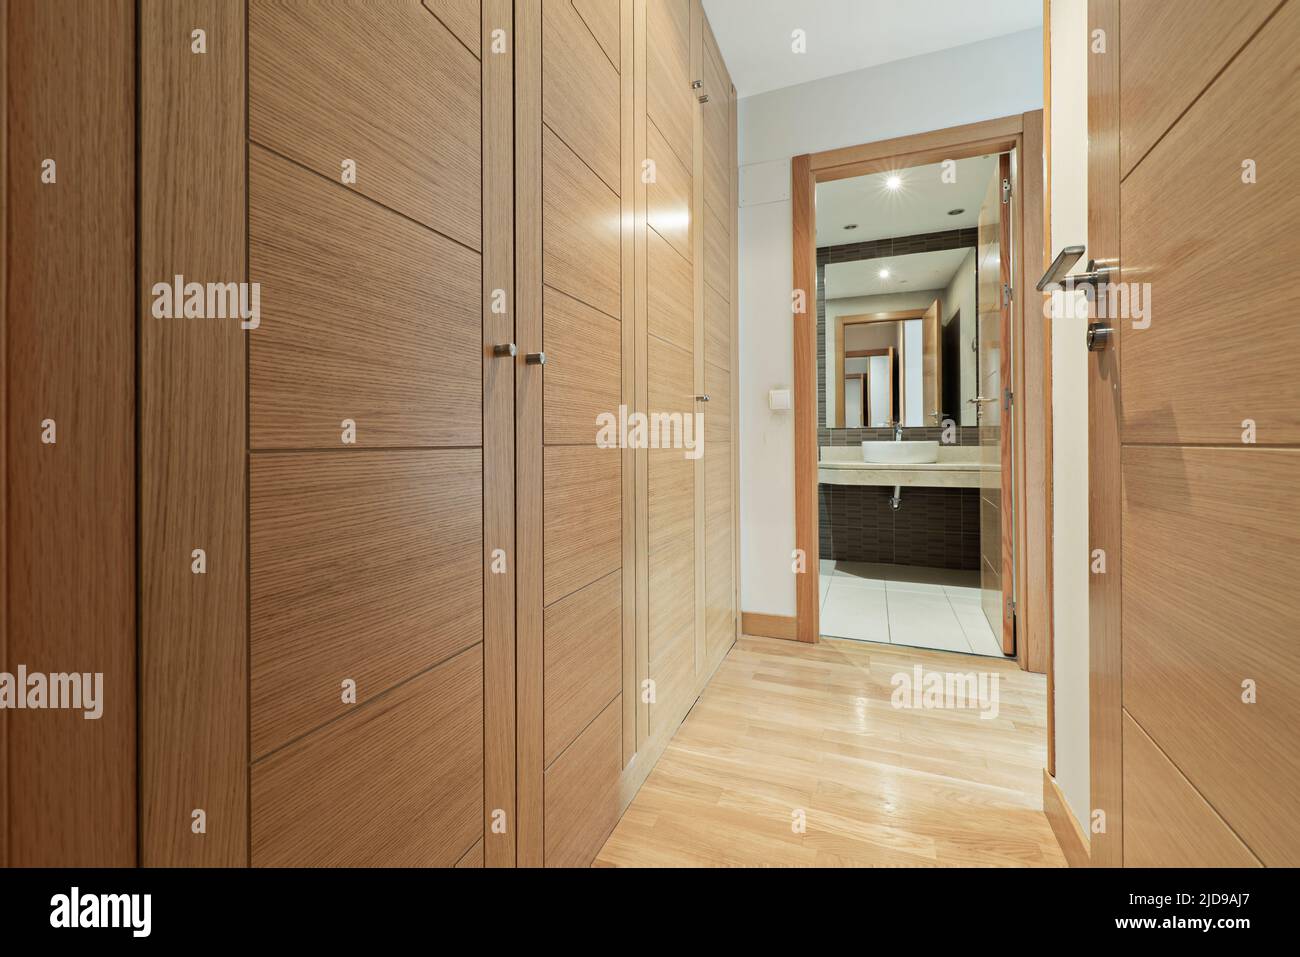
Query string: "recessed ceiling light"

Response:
xmin=885 ymin=175 xmax=902 ymax=191
xmin=843 ymin=223 xmax=858 ymax=230
xmin=878 ymin=268 xmax=890 ymax=279
xmin=948 ymin=208 xmax=965 ymax=215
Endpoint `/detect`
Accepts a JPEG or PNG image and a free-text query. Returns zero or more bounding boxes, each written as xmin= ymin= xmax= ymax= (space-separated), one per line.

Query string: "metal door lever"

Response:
xmin=1037 ymin=245 xmax=1115 ymax=292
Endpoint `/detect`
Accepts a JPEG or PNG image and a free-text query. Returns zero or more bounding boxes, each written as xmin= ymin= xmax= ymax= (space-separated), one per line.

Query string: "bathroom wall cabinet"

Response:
xmin=0 ymin=0 xmax=738 ymax=867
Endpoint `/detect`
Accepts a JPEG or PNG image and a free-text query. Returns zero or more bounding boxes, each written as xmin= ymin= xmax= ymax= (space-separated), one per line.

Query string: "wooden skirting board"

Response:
xmin=1042 ymin=769 xmax=1090 ymax=868
xmin=741 ymin=612 xmax=799 ymax=641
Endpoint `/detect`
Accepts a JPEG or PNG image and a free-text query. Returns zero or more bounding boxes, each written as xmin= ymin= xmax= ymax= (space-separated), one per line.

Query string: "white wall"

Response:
xmin=1049 ymin=0 xmax=1091 ymax=837
xmin=941 ymin=247 xmax=979 ymax=425
xmin=902 ymin=318 xmax=923 ymax=425
xmin=737 ymin=28 xmax=1043 ymax=617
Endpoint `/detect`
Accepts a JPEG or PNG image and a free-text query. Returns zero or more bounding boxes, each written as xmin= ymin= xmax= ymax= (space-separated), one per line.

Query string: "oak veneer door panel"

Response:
xmin=703 ymin=206 xmax=728 ymax=306
xmin=699 ymin=14 xmax=736 ymax=671
xmin=252 ymin=646 xmax=482 ymax=867
xmin=1122 ymin=449 xmax=1300 ymax=864
xmin=139 ymin=0 xmax=248 ymax=866
xmin=647 ymin=335 xmax=696 ymax=732
xmin=1118 ymin=0 xmax=1300 ymax=444
xmin=646 ymin=0 xmax=692 ymax=171
xmin=241 ymin=0 xmax=499 ymax=867
xmin=543 ymin=287 xmax=621 ymax=446
xmin=543 ymin=571 xmax=622 ymax=768
xmin=5 ymin=0 xmax=135 ymax=866
xmin=542 ymin=126 xmax=623 ymax=319
xmin=544 ymin=697 xmax=623 ymax=867
xmin=250 ymin=451 xmax=482 ymax=757
xmin=647 ymin=122 xmax=693 ymax=262
xmin=1117 ymin=0 xmax=1281 ymax=180
xmin=1122 ymin=713 xmax=1260 ymax=868
xmin=647 ymin=228 xmax=695 ymax=352
xmin=703 ymin=284 xmax=729 ymax=372
xmin=704 ymin=361 xmax=734 ymax=667
xmin=526 ymin=0 xmax=627 ymax=868
xmin=701 ymin=47 xmax=729 ymax=218
xmin=574 ymin=0 xmax=621 ymax=67
xmin=543 ymin=446 xmax=622 ymax=609
xmin=249 ymin=0 xmax=481 ymax=249
xmin=249 ymin=146 xmax=481 ymax=449
xmin=422 ymin=0 xmax=483 ymax=55
xmin=1093 ymin=0 xmax=1300 ymax=867
xmin=542 ymin=0 xmax=621 ymax=193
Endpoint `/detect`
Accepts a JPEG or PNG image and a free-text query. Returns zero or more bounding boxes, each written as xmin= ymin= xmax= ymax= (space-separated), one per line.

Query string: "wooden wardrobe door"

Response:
xmin=142 ymin=0 xmax=513 ymax=867
xmin=517 ymin=0 xmax=628 ymax=868
xmin=699 ymin=14 xmax=737 ymax=674
xmin=644 ymin=0 xmax=698 ymax=737
xmin=5 ymin=0 xmax=136 ymax=866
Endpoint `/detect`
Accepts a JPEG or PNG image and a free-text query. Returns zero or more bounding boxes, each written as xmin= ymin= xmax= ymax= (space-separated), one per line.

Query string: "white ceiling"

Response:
xmin=825 ymin=247 xmax=971 ymax=300
xmin=702 ymin=0 xmax=1042 ymax=98
xmin=815 ymin=154 xmax=997 ymax=246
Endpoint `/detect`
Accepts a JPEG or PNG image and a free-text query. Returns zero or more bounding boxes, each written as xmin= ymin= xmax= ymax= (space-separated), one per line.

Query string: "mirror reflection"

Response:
xmin=817 ymin=156 xmax=996 ymax=430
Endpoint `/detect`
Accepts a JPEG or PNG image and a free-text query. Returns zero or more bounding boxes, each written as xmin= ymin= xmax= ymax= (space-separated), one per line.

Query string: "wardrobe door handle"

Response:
xmin=492 ymin=343 xmax=517 ymax=358
xmin=694 ymin=394 xmax=710 ymax=403
xmin=525 ymin=351 xmax=546 ymax=366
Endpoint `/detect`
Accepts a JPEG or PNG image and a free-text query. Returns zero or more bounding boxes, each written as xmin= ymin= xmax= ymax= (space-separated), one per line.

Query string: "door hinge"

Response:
xmin=1003 ymin=387 xmax=1014 ymax=410
xmin=1001 ymin=178 xmax=1011 ymax=204
xmin=1002 ymin=282 xmax=1013 ymax=306
xmin=1006 ymin=596 xmax=1017 ymax=617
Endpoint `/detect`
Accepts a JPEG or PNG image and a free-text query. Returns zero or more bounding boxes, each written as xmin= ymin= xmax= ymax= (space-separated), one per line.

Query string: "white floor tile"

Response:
xmin=820 ymin=582 xmax=890 ymax=643
xmin=886 ymin=564 xmax=980 ymax=594
xmin=886 ymin=591 xmax=972 ymax=654
xmin=949 ymin=596 xmax=1007 ymax=658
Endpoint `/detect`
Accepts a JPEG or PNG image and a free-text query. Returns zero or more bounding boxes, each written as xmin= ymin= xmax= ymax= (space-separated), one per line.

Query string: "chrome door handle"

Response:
xmin=968 ymin=396 xmax=996 ymax=405
xmin=525 ymin=351 xmax=546 ymax=365
xmin=492 ymin=343 xmax=517 ymax=358
xmin=694 ymin=394 xmax=710 ymax=402
xmin=1037 ymin=245 xmax=1116 ymax=292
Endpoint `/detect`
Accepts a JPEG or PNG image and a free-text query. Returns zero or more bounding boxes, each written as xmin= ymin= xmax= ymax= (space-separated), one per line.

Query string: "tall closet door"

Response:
xmin=697 ymin=10 xmax=738 ymax=674
xmin=141 ymin=0 xmax=513 ymax=867
xmin=642 ymin=0 xmax=698 ymax=738
xmin=516 ymin=0 xmax=631 ymax=868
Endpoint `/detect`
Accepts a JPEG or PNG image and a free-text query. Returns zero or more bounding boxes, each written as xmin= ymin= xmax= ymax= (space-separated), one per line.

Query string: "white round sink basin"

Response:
xmin=862 ymin=440 xmax=939 ymax=464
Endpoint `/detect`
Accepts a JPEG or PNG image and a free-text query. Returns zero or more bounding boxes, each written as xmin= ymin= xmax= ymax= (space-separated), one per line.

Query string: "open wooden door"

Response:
xmin=920 ymin=297 xmax=943 ymax=425
xmin=1088 ymin=0 xmax=1299 ymax=866
xmin=976 ymin=155 xmax=1014 ymax=653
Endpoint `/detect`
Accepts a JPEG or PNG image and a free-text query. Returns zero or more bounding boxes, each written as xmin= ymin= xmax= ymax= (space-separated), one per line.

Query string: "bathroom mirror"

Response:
xmin=815 ymin=157 xmax=992 ymax=430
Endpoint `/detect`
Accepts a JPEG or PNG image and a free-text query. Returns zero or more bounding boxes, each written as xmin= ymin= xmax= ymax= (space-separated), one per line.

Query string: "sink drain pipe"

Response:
xmin=889 ymin=484 xmax=902 ymax=510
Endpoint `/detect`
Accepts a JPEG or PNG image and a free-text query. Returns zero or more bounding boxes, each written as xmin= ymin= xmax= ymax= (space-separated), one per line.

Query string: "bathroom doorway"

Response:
xmin=790 ymin=114 xmax=1047 ymax=668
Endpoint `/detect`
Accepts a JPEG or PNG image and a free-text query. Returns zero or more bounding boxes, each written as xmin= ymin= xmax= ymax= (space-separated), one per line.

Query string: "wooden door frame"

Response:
xmin=791 ymin=114 xmax=1050 ymax=675
xmin=832 ymin=309 xmax=921 ymax=427
xmin=1086 ymin=0 xmax=1123 ymax=868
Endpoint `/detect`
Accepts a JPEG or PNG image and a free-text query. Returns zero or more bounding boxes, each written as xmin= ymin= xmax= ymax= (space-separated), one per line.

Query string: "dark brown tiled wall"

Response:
xmin=818 ymin=227 xmax=978 ymax=267
xmin=818 ymin=484 xmax=981 ymax=570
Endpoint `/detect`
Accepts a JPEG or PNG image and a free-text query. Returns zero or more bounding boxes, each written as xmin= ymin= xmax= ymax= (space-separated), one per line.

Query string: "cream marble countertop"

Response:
xmin=818 ymin=446 xmax=992 ymax=488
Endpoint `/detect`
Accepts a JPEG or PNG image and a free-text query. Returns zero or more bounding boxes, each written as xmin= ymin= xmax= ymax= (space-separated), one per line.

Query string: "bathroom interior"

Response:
xmin=816 ymin=153 xmax=1014 ymax=658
